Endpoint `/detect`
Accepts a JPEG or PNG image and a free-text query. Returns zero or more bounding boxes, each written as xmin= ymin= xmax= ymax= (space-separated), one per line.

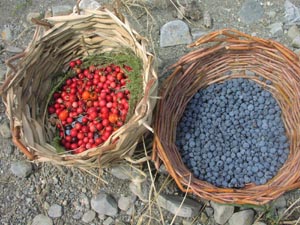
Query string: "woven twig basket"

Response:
xmin=152 ymin=29 xmax=300 ymax=205
xmin=0 ymin=9 xmax=157 ymax=168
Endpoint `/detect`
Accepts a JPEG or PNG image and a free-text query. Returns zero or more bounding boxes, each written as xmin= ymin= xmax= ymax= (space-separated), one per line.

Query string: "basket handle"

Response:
xmin=12 ymin=126 xmax=35 ymax=160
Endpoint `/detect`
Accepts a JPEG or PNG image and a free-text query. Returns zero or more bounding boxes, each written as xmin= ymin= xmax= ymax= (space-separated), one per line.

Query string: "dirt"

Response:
xmin=1 ymin=0 xmax=300 ymax=225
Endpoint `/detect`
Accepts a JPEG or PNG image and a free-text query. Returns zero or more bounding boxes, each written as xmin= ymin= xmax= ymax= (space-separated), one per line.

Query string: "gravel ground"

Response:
xmin=1 ymin=0 xmax=300 ymax=225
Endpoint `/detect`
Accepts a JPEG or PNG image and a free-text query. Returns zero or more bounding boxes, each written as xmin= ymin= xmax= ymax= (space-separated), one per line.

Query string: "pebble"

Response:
xmin=267 ymin=11 xmax=276 ymax=18
xmin=228 ymin=210 xmax=254 ymax=225
xmin=287 ymin=25 xmax=300 ymax=40
xmin=129 ymin=181 xmax=148 ymax=202
xmin=156 ymin=194 xmax=201 ymax=218
xmin=76 ymin=0 xmax=101 ymax=11
xmin=26 ymin=12 xmax=42 ymax=23
xmin=238 ymin=0 xmax=264 ymax=24
xmin=82 ymin=210 xmax=96 ymax=223
xmin=273 ymin=196 xmax=287 ymax=209
xmin=1 ymin=25 xmax=13 ymax=42
xmin=160 ymin=20 xmax=192 ymax=47
xmin=91 ymin=192 xmax=118 ymax=216
xmin=284 ymin=0 xmax=300 ymax=25
xmin=103 ymin=217 xmax=114 ymax=225
xmin=210 ymin=201 xmax=234 ymax=225
xmin=5 ymin=46 xmax=23 ymax=53
xmin=10 ymin=161 xmax=32 ymax=178
xmin=292 ymin=35 xmax=300 ymax=48
xmin=0 ymin=120 xmax=12 ymax=139
xmin=52 ymin=5 xmax=73 ymax=16
xmin=191 ymin=29 xmax=207 ymax=41
xmin=32 ymin=214 xmax=53 ymax=225
xmin=253 ymin=222 xmax=267 ymax=225
xmin=4 ymin=144 xmax=14 ymax=155
xmin=73 ymin=211 xmax=83 ymax=220
xmin=118 ymin=195 xmax=133 ymax=211
xmin=268 ymin=22 xmax=283 ymax=36
xmin=110 ymin=164 xmax=140 ymax=180
xmin=48 ymin=204 xmax=63 ymax=218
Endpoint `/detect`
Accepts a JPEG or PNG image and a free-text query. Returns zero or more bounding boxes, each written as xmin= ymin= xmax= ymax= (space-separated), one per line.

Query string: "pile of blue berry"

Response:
xmin=175 ymin=78 xmax=290 ymax=188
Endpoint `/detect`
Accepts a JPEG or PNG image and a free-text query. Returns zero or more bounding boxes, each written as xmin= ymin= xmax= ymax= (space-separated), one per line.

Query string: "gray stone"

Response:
xmin=73 ymin=211 xmax=83 ymax=220
xmin=11 ymin=161 xmax=32 ymax=178
xmin=126 ymin=205 xmax=135 ymax=215
xmin=160 ymin=20 xmax=192 ymax=47
xmin=228 ymin=210 xmax=254 ymax=225
xmin=269 ymin=22 xmax=283 ymax=36
xmin=284 ymin=0 xmax=300 ymax=25
xmin=205 ymin=206 xmax=214 ymax=217
xmin=48 ymin=204 xmax=63 ymax=218
xmin=52 ymin=5 xmax=73 ymax=16
xmin=103 ymin=217 xmax=114 ymax=225
xmin=267 ymin=11 xmax=276 ymax=18
xmin=129 ymin=181 xmax=148 ymax=202
xmin=118 ymin=196 xmax=133 ymax=211
xmin=31 ymin=214 xmax=53 ymax=225
xmin=292 ymin=35 xmax=300 ymax=48
xmin=76 ymin=0 xmax=101 ymax=11
xmin=91 ymin=192 xmax=118 ymax=216
xmin=287 ymin=25 xmax=300 ymax=40
xmin=273 ymin=196 xmax=287 ymax=209
xmin=252 ymin=222 xmax=267 ymax=225
xmin=1 ymin=25 xmax=13 ymax=42
xmin=82 ymin=210 xmax=96 ymax=223
xmin=156 ymin=194 xmax=201 ymax=218
xmin=239 ymin=0 xmax=264 ymax=24
xmin=5 ymin=46 xmax=23 ymax=53
xmin=110 ymin=164 xmax=140 ymax=180
xmin=0 ymin=120 xmax=11 ymax=138
xmin=191 ymin=29 xmax=207 ymax=41
xmin=210 ymin=201 xmax=234 ymax=225
xmin=26 ymin=12 xmax=42 ymax=23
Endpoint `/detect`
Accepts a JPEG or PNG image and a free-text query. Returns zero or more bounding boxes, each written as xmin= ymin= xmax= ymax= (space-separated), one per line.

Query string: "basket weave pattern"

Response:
xmin=1 ymin=9 xmax=157 ymax=168
xmin=153 ymin=29 xmax=300 ymax=205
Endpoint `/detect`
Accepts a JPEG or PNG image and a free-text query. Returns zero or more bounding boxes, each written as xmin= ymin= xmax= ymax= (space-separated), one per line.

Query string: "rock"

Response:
xmin=103 ymin=217 xmax=114 ymax=225
xmin=76 ymin=0 xmax=101 ymax=11
xmin=205 ymin=206 xmax=214 ymax=217
xmin=288 ymin=25 xmax=300 ymax=40
xmin=26 ymin=12 xmax=42 ymax=23
xmin=151 ymin=0 xmax=172 ymax=9
xmin=253 ymin=222 xmax=267 ymax=225
xmin=295 ymin=48 xmax=300 ymax=55
xmin=129 ymin=181 xmax=148 ymax=202
xmin=31 ymin=214 xmax=53 ymax=225
xmin=273 ymin=196 xmax=287 ymax=209
xmin=156 ymin=194 xmax=201 ymax=218
xmin=238 ymin=0 xmax=264 ymax=24
xmin=203 ymin=11 xmax=213 ymax=28
xmin=126 ymin=205 xmax=135 ymax=215
xmin=5 ymin=144 xmax=14 ymax=155
xmin=160 ymin=20 xmax=192 ymax=47
xmin=292 ymin=35 xmax=300 ymax=48
xmin=11 ymin=161 xmax=32 ymax=178
xmin=118 ymin=195 xmax=133 ymax=211
xmin=0 ymin=120 xmax=11 ymax=138
xmin=199 ymin=212 xmax=209 ymax=224
xmin=191 ymin=29 xmax=206 ymax=41
xmin=52 ymin=5 xmax=73 ymax=16
xmin=91 ymin=192 xmax=118 ymax=216
xmin=284 ymin=0 xmax=300 ymax=25
xmin=1 ymin=25 xmax=13 ymax=42
xmin=267 ymin=11 xmax=276 ymax=18
xmin=48 ymin=204 xmax=63 ymax=218
xmin=73 ymin=211 xmax=83 ymax=220
xmin=228 ymin=210 xmax=254 ymax=225
xmin=110 ymin=164 xmax=140 ymax=180
xmin=82 ymin=210 xmax=96 ymax=223
xmin=210 ymin=201 xmax=234 ymax=225
xmin=269 ymin=22 xmax=283 ymax=36
xmin=5 ymin=46 xmax=23 ymax=53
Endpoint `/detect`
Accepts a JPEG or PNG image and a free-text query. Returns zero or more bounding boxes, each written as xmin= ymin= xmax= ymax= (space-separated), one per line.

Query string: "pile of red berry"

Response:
xmin=48 ymin=59 xmax=131 ymax=154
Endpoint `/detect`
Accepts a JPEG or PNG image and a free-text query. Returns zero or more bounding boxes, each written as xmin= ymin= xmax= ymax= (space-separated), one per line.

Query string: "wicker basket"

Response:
xmin=0 ymin=9 xmax=157 ymax=168
xmin=152 ymin=29 xmax=300 ymax=205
